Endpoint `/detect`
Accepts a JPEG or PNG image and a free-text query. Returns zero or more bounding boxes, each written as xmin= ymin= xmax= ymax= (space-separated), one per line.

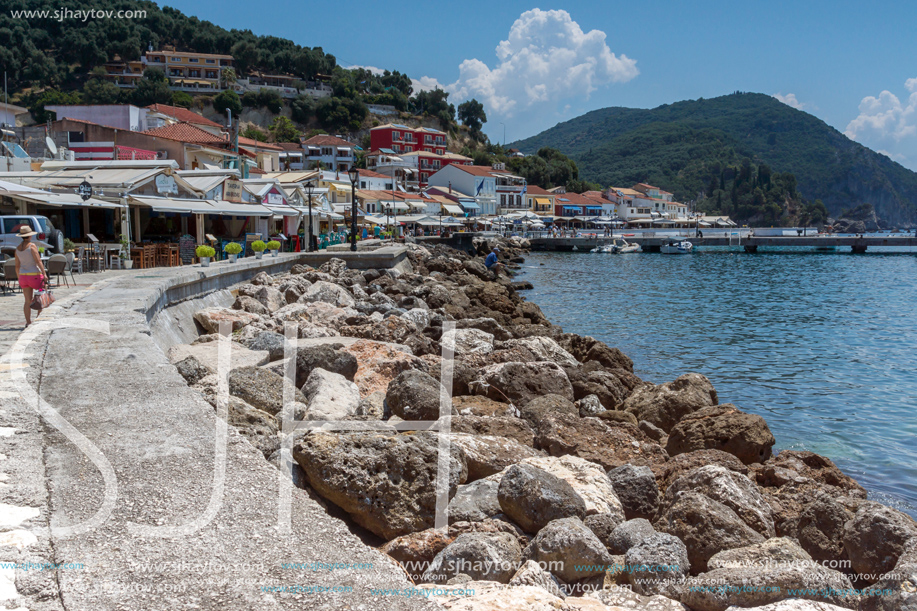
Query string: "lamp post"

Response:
xmin=348 ymin=166 xmax=359 ymax=252
xmin=385 ymin=204 xmax=392 ymax=242
xmin=439 ymin=206 xmax=443 ymax=236
xmin=305 ymin=179 xmax=315 ymax=252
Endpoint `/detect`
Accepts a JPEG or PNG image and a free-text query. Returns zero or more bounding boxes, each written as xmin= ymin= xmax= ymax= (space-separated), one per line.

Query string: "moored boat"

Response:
xmin=661 ymin=240 xmax=693 ymax=254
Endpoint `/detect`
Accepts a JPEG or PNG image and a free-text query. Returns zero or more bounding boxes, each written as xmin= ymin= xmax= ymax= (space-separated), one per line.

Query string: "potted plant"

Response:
xmin=196 ymin=244 xmax=216 ymax=267
xmin=223 ymin=241 xmax=243 ymax=263
xmin=251 ymin=240 xmax=266 ymax=260
xmin=118 ymin=234 xmax=133 ymax=269
xmin=63 ymin=238 xmax=76 ymax=253
xmin=266 ymin=240 xmax=281 ymax=257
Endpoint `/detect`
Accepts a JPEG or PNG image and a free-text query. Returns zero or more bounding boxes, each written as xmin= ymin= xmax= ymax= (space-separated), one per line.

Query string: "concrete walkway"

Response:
xmin=0 ymin=255 xmax=436 ymax=610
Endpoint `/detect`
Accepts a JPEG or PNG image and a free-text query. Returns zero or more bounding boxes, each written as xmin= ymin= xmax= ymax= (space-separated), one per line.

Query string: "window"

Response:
xmin=170 ymin=57 xmax=180 ymax=62
xmin=206 ymin=59 xmax=215 ymax=64
xmin=189 ymin=70 xmax=200 ymax=77
xmin=2 ymin=217 xmax=34 ymax=234
xmin=206 ymin=71 xmax=217 ymax=79
xmin=321 ymin=147 xmax=332 ymax=156
xmin=436 ymin=149 xmax=444 ymax=155
xmin=425 ymin=148 xmax=432 ymax=153
xmin=392 ymin=131 xmax=400 ymax=140
xmin=151 ymin=56 xmax=163 ymax=63
xmin=421 ymin=173 xmax=428 ymax=182
xmin=189 ymin=58 xmax=199 ymax=63
xmin=360 ymin=181 xmax=367 ymax=189
xmin=500 ymin=194 xmax=506 ymax=206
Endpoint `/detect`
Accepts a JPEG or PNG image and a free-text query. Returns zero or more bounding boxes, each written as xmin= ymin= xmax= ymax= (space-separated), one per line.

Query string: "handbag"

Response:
xmin=30 ymin=281 xmax=55 ymax=311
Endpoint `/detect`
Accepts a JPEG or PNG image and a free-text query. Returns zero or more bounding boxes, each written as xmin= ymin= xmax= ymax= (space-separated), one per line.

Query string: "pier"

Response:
xmin=527 ymin=235 xmax=917 ymax=253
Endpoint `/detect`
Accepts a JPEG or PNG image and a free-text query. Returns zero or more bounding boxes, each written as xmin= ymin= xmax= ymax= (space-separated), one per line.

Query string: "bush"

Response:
xmin=213 ymin=90 xmax=242 ymax=116
xmin=241 ymin=88 xmax=283 ymax=112
xmin=63 ymin=238 xmax=76 ymax=252
xmin=251 ymin=240 xmax=266 ymax=252
xmin=223 ymin=242 xmax=243 ymax=255
xmin=171 ymin=91 xmax=193 ymax=109
xmin=196 ymin=245 xmax=216 ymax=258
xmin=266 ymin=240 xmax=281 ymax=251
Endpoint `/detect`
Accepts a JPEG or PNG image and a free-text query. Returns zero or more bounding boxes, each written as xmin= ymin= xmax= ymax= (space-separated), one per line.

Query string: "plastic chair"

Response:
xmin=64 ymin=252 xmax=76 ymax=285
xmin=47 ymin=254 xmax=68 ymax=287
xmin=3 ymin=259 xmax=18 ymax=293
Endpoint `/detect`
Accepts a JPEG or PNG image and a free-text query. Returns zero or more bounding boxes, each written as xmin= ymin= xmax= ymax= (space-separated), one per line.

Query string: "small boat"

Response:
xmin=602 ymin=238 xmax=640 ymax=253
xmin=660 ymin=240 xmax=693 ymax=254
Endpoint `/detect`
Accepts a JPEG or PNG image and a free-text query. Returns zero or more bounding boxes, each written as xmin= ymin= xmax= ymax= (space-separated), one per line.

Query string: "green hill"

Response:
xmin=511 ymin=93 xmax=917 ymax=226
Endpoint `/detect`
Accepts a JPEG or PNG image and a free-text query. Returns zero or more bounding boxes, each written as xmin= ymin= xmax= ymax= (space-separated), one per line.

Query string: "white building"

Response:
xmin=44 ymin=104 xmax=149 ymax=131
xmin=300 ymin=135 xmax=357 ymax=172
xmin=426 ymin=164 xmax=498 ymax=216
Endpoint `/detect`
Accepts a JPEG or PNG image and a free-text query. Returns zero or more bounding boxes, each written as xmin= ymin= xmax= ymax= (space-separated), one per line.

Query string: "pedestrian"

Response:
xmin=14 ymin=225 xmax=48 ymax=328
xmin=484 ymin=247 xmax=503 ymax=275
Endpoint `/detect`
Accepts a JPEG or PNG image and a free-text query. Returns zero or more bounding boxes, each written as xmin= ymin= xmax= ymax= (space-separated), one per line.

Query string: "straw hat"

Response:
xmin=16 ymin=226 xmax=37 ymax=238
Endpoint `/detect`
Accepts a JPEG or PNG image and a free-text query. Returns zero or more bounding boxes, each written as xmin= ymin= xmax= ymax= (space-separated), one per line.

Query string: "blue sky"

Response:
xmin=162 ymin=0 xmax=917 ymax=169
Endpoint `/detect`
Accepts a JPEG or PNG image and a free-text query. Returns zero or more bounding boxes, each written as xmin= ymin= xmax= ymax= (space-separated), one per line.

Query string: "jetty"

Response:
xmin=526 ymin=235 xmax=917 ymax=253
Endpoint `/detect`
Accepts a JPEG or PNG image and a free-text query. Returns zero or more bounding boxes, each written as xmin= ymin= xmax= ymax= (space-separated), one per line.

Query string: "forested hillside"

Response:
xmin=512 ymin=93 xmax=917 ymax=226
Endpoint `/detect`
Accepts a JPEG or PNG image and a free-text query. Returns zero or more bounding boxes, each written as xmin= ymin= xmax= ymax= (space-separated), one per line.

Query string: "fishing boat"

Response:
xmin=660 ymin=240 xmax=693 ymax=254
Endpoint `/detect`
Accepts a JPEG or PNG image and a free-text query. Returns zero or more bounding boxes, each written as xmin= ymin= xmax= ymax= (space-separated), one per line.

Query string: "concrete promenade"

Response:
xmin=0 ymin=251 xmax=435 ymax=610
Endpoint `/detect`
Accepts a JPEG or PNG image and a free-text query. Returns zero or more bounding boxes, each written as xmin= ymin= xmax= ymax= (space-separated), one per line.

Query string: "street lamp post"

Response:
xmin=439 ymin=207 xmax=443 ymax=236
xmin=347 ymin=167 xmax=359 ymax=252
xmin=305 ymin=179 xmax=315 ymax=252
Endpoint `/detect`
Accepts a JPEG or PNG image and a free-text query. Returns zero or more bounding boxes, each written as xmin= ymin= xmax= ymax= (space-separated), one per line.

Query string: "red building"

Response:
xmin=370 ymin=123 xmax=447 ymax=156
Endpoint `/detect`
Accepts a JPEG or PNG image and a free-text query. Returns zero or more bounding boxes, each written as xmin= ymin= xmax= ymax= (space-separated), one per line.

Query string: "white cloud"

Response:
xmin=845 ymin=80 xmax=917 ymax=169
xmin=446 ymin=9 xmax=638 ymax=118
xmin=773 ymin=92 xmax=806 ymax=110
xmin=411 ymin=76 xmax=445 ymax=93
xmin=350 ymin=65 xmax=384 ymax=75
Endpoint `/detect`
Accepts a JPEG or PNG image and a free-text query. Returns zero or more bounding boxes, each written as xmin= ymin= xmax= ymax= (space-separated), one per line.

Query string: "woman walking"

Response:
xmin=14 ymin=226 xmax=47 ymax=327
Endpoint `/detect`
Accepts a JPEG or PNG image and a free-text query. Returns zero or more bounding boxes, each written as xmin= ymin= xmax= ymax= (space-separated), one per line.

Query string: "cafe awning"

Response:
xmin=210 ymin=201 xmax=273 ymax=217
xmin=534 ymin=197 xmax=551 ymax=205
xmin=441 ymin=204 xmax=463 ymax=215
xmin=18 ymin=191 xmax=126 ymax=209
xmin=130 ymin=195 xmax=216 ymax=214
xmin=460 ymin=202 xmax=480 ymax=210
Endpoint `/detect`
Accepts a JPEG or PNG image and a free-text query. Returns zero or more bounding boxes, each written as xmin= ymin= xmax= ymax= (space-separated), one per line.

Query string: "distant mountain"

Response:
xmin=511 ymin=93 xmax=917 ymax=226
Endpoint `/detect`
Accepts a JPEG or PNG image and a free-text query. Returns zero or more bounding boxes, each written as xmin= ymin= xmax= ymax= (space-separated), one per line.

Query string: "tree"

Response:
xmin=83 ymin=67 xmax=121 ymax=104
xmin=231 ymin=41 xmax=260 ymax=75
xmin=411 ymin=88 xmax=455 ymax=131
xmin=241 ymin=125 xmax=267 ymax=141
xmin=315 ymin=96 xmax=367 ymax=131
xmin=29 ymin=89 xmax=82 ymax=123
xmin=220 ymin=67 xmax=237 ymax=88
xmin=269 ymin=116 xmax=300 ymax=143
xmin=291 ymin=94 xmax=315 ymax=124
xmin=213 ymin=90 xmax=242 ymax=117
xmin=457 ymin=99 xmax=487 ymax=134
xmin=171 ymin=91 xmax=193 ymax=109
xmin=132 ymin=68 xmax=172 ymax=106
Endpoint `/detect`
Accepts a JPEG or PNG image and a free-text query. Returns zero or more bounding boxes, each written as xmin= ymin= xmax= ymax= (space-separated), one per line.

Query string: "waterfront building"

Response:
xmin=426 ymin=164 xmax=500 ymax=216
xmin=526 ymin=185 xmax=556 ymax=216
xmin=370 ymin=123 xmax=447 ymax=155
xmin=300 ymin=135 xmax=357 ymax=172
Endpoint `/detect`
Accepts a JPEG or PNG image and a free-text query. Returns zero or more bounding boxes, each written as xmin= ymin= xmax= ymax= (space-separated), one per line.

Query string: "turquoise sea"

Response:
xmin=520 ymin=247 xmax=917 ymax=516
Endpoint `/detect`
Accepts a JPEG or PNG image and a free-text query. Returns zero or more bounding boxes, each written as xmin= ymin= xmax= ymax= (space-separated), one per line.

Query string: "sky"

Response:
xmin=162 ymin=0 xmax=917 ymax=169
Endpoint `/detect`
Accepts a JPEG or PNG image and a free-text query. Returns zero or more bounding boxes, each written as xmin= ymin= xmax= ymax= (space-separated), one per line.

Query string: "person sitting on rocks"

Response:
xmin=484 ymin=247 xmax=503 ymax=274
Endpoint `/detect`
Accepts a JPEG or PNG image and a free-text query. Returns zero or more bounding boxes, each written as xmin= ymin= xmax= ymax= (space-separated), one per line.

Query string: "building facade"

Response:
xmin=300 ymin=135 xmax=357 ymax=172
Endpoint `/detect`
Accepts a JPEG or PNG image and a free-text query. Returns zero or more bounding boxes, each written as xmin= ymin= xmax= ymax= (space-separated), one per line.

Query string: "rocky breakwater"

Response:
xmin=170 ymin=238 xmax=917 ymax=611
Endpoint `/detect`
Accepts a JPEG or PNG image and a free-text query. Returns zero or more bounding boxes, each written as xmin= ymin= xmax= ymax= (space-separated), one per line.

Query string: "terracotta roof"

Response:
xmin=141 ymin=122 xmax=229 ymax=146
xmin=237 ymin=137 xmax=284 ymax=151
xmin=559 ymin=192 xmax=601 ymax=207
xmin=582 ymin=191 xmax=613 ymax=205
xmin=248 ymin=167 xmax=266 ymax=175
xmin=450 ymin=165 xmax=513 ymax=177
xmin=275 ymin=142 xmax=303 ymax=151
xmin=358 ymin=169 xmax=390 ymax=179
xmin=301 ymin=135 xmax=355 ymax=148
xmin=526 ymin=185 xmax=554 ymax=196
xmin=147 ymin=104 xmax=222 ymax=128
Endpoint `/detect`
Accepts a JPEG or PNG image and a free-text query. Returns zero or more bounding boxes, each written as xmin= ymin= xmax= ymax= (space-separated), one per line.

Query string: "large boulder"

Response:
xmin=441 ymin=328 xmax=495 ymax=356
xmin=622 ymin=373 xmax=718 ymax=433
xmin=558 ymin=334 xmax=634 ymax=372
xmin=570 ymin=370 xmax=629 ymax=410
xmin=625 ymin=532 xmax=690 ymax=596
xmin=450 ymin=416 xmax=535 ymax=447
xmin=232 ymin=295 xmax=269 ymax=316
xmin=654 ymin=490 xmax=766 ymax=573
xmin=448 ymin=474 xmax=503 ymax=524
xmin=298 ymin=280 xmax=355 ymax=308
xmin=586 ymin=588 xmax=690 ymax=610
xmin=452 ymin=395 xmax=516 ymax=418
xmin=386 ymin=369 xmax=448 ymax=421
xmin=475 ymin=361 xmax=574 ymax=406
xmin=455 ymin=317 xmax=512 ymax=341
xmin=682 ymin=538 xmax=858 ymax=611
xmin=251 ymin=285 xmax=285 ymax=313
xmin=662 ymin=465 xmax=775 ymax=538
xmin=842 ymin=500 xmax=917 ymax=577
xmin=246 ymin=330 xmax=288 ymax=362
xmin=790 ymin=492 xmax=854 ymax=565
xmin=508 ymin=560 xmax=566 ymax=599
xmin=522 ymin=517 xmax=613 ymax=582
xmin=607 ymin=464 xmax=661 ymax=521
xmin=301 ymin=368 xmax=361 ymax=420
xmin=762 ymin=451 xmax=866 ymax=496
xmin=295 ymin=343 xmax=358 ymax=386
xmin=340 ymin=316 xmax=419 ymax=344
xmin=292 ymin=431 xmax=467 ymax=540
xmin=518 ymin=394 xmax=578 ymax=429
xmin=227 ymin=366 xmax=306 ymax=415
xmin=666 ymin=404 xmax=775 ymax=465
xmin=606 ymin=518 xmax=658 ymax=555
xmin=423 ymin=532 xmax=522 ymax=583
xmin=449 ymin=434 xmax=541 ymax=482
xmin=520 ymin=455 xmax=625 ymax=520
xmin=497 ymin=463 xmax=586 ymax=533
xmin=654 ymin=449 xmax=749 ymax=493
xmin=498 ymin=337 xmax=579 ymax=368
xmin=535 ymin=413 xmax=669 ymax=471
xmin=193 ymin=307 xmax=260 ymax=333
xmin=341 ymin=339 xmax=425 ymax=397
xmin=583 ymin=512 xmax=627 ymax=550
xmin=859 ymin=538 xmax=917 ymax=611
xmin=225 ymin=397 xmax=278 ymax=459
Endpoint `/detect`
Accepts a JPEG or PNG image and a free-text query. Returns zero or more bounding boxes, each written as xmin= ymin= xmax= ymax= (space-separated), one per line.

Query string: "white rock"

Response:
xmin=193 ymin=307 xmax=260 ymax=334
xmin=442 ymin=328 xmax=495 ymax=356
xmin=302 ymin=368 xmax=360 ymax=420
xmin=522 ymin=455 xmax=625 ymax=520
xmin=298 ymin=281 xmax=355 ymax=308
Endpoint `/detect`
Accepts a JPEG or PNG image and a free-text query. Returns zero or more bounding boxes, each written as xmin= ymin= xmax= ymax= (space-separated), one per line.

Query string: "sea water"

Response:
xmin=521 ymin=247 xmax=917 ymax=516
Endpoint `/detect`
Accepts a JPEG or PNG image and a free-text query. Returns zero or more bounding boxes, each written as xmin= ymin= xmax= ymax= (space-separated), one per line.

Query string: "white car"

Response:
xmin=0 ymin=215 xmax=63 ymax=256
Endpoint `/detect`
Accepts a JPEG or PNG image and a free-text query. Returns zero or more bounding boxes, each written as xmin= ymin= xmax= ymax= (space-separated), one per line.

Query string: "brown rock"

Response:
xmin=535 ymin=412 xmax=669 ymax=471
xmin=340 ymin=339 xmax=426 ymax=397
xmin=448 ymin=433 xmax=542 ymax=481
xmin=666 ymin=404 xmax=775 ymax=465
xmin=652 ymin=449 xmax=749 ymax=493
xmin=622 ymin=373 xmax=718 ymax=433
xmin=474 ymin=361 xmax=574 ymax=407
xmin=518 ymin=394 xmax=578 ymax=429
xmin=762 ymin=450 xmax=866 ymax=496
xmin=450 ymin=416 xmax=536 ymax=447
xmin=452 ymin=395 xmax=516 ymax=418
